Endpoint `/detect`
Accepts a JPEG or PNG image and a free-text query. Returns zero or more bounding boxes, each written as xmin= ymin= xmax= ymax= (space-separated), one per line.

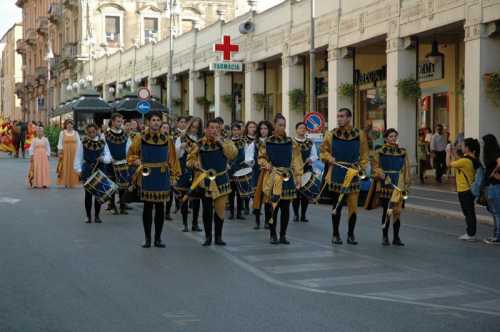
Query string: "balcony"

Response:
xmin=60 ymin=43 xmax=79 ymax=67
xmin=25 ymin=28 xmax=36 ymax=46
xmin=63 ymin=0 xmax=79 ymax=9
xmin=16 ymin=39 xmax=27 ymax=55
xmin=48 ymin=3 xmax=63 ymax=24
xmin=35 ymin=65 xmax=48 ymax=80
xmin=36 ymin=17 xmax=49 ymax=36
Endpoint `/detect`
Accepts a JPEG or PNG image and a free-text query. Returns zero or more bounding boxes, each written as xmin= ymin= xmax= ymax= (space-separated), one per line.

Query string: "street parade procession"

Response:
xmin=3 ymin=0 xmax=500 ymax=330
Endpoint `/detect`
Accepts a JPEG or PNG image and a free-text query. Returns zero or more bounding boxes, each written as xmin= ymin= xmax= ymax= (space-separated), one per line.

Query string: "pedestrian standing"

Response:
xmin=446 ymin=138 xmax=481 ymax=241
xmin=430 ymin=124 xmax=447 ymax=183
xmin=161 ymin=122 xmax=175 ymax=221
xmin=228 ymin=123 xmax=246 ymax=220
xmin=128 ymin=112 xmax=180 ymax=248
xmin=57 ymin=119 xmax=81 ymax=188
xmin=417 ymin=128 xmax=430 ymax=184
xmin=482 ymin=134 xmax=500 ymax=245
xmin=27 ymin=125 xmax=51 ymax=189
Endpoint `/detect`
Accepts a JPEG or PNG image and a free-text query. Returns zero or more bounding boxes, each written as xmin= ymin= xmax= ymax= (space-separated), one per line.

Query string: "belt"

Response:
xmin=142 ymin=162 xmax=168 ymax=173
xmin=189 ymin=169 xmax=227 ymax=198
xmin=384 ymin=170 xmax=401 ymax=174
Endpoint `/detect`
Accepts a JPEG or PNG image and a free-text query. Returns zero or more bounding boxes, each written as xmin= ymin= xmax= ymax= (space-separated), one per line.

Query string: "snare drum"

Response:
xmin=233 ymin=167 xmax=254 ymax=198
xmin=113 ymin=160 xmax=131 ymax=189
xmin=84 ymin=170 xmax=119 ymax=204
xmin=301 ymin=172 xmax=322 ymax=202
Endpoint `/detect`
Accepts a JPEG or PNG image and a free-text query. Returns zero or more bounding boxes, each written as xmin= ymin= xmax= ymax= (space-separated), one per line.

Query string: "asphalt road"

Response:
xmin=1 ymin=155 xmax=500 ymax=332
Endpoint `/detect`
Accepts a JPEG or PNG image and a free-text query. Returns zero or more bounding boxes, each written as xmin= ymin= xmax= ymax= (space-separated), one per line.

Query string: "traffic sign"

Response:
xmin=138 ymin=87 xmax=151 ymax=100
xmin=137 ymin=100 xmax=151 ymax=115
xmin=304 ymin=112 xmax=325 ymax=133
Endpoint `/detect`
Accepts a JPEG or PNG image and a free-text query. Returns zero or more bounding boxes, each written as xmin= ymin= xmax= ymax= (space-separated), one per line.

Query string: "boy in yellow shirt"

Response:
xmin=446 ymin=138 xmax=481 ymax=241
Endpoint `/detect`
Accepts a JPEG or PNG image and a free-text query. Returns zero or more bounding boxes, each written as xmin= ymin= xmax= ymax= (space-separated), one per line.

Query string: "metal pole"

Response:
xmin=167 ymin=0 xmax=174 ymax=118
xmin=309 ymin=0 xmax=316 ymax=114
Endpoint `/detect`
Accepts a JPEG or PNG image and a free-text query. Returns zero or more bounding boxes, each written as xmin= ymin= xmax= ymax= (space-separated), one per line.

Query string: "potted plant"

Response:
xmin=288 ymin=89 xmax=305 ymax=112
xmin=396 ymin=76 xmax=421 ymax=99
xmin=195 ymin=96 xmax=212 ymax=107
xmin=172 ymin=97 xmax=182 ymax=107
xmin=484 ymin=72 xmax=500 ymax=105
xmin=253 ymin=93 xmax=266 ymax=111
xmin=221 ymin=94 xmax=235 ymax=109
xmin=337 ymin=83 xmax=354 ymax=98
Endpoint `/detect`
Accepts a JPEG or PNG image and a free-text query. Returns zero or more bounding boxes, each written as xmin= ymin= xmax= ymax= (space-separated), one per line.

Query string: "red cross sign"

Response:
xmin=214 ymin=35 xmax=239 ymax=61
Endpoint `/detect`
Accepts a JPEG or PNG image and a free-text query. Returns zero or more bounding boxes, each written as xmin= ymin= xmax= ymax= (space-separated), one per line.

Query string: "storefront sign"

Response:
xmin=418 ymin=58 xmax=443 ymax=82
xmin=354 ymin=66 xmax=386 ymax=86
xmin=210 ymin=62 xmax=243 ymax=72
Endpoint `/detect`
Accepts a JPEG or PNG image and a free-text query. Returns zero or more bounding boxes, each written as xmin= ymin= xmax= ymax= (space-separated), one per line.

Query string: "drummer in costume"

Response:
xmin=371 ymin=129 xmax=410 ymax=246
xmin=127 ymin=112 xmax=180 ymax=248
xmin=187 ymin=119 xmax=238 ymax=246
xmin=242 ymin=121 xmax=257 ymax=215
xmin=105 ymin=113 xmax=132 ymax=215
xmin=292 ymin=122 xmax=318 ymax=222
xmin=228 ymin=123 xmax=250 ymax=220
xmin=249 ymin=120 xmax=273 ymax=230
xmin=320 ymin=108 xmax=368 ymax=245
xmin=258 ymin=114 xmax=303 ymax=244
xmin=175 ymin=117 xmax=203 ymax=232
xmin=161 ymin=122 xmax=174 ymax=221
xmin=74 ymin=124 xmax=112 ymax=223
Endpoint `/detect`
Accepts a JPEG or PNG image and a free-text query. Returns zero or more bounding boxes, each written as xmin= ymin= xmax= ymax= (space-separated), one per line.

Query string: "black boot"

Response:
xmin=182 ymin=213 xmax=189 ymax=232
xmin=269 ymin=221 xmax=279 ymax=244
xmin=142 ymin=238 xmax=151 ymax=248
xmin=279 ymin=236 xmax=290 ymax=245
xmin=191 ymin=200 xmax=202 ymax=231
xmin=254 ymin=213 xmax=260 ymax=230
xmin=347 ymin=213 xmax=358 ymax=245
xmin=154 ymin=239 xmax=166 ymax=248
xmin=393 ymin=220 xmax=404 ymax=246
xmin=214 ymin=214 xmax=226 ymax=246
xmin=382 ymin=227 xmax=390 ymax=246
xmin=331 ymin=215 xmax=342 ymax=244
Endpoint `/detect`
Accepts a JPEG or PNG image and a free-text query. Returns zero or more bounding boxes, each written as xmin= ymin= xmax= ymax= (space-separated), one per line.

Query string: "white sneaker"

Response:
xmin=458 ymin=234 xmax=476 ymax=241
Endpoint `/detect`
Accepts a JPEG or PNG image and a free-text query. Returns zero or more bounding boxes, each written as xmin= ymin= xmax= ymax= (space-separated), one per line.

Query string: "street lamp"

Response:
xmin=167 ymin=0 xmax=182 ymax=117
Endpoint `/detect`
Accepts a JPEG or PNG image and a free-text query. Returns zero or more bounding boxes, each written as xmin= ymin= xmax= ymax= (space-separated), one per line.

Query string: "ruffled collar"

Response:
xmin=142 ymin=129 xmax=169 ymax=145
xmin=380 ymin=143 xmax=405 ymax=156
xmin=332 ymin=126 xmax=360 ymax=140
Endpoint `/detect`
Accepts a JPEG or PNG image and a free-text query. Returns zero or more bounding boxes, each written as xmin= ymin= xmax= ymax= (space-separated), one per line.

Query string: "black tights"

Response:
xmin=142 ymin=202 xmax=165 ymax=242
xmin=228 ymin=182 xmax=243 ymax=216
xmin=330 ymin=192 xmax=357 ymax=238
xmin=380 ymin=198 xmax=401 ymax=240
xmin=165 ymin=191 xmax=173 ymax=216
xmin=270 ymin=200 xmax=291 ymax=238
xmin=201 ymin=197 xmax=224 ymax=241
xmin=292 ymin=193 xmax=309 ymax=220
xmin=182 ymin=198 xmax=200 ymax=227
xmin=254 ymin=203 xmax=272 ymax=226
xmin=85 ymin=191 xmax=101 ymax=219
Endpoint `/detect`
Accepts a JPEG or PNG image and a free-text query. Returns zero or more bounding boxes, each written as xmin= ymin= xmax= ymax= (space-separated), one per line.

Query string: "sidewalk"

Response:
xmin=407 ymin=176 xmax=493 ymax=226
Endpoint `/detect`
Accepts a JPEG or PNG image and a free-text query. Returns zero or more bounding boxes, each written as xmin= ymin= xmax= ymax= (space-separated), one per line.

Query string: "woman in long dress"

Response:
xmin=57 ymin=119 xmax=80 ymax=188
xmin=28 ymin=126 xmax=51 ymax=188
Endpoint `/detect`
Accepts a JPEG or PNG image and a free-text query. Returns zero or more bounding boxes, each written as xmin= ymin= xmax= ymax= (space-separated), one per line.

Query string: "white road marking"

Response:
xmin=0 ymin=197 xmax=20 ymax=204
xmin=367 ymin=285 xmax=483 ymax=301
xmin=293 ymin=272 xmax=429 ymax=288
xmin=262 ymin=261 xmax=377 ymax=274
xmin=243 ymin=251 xmax=341 ymax=262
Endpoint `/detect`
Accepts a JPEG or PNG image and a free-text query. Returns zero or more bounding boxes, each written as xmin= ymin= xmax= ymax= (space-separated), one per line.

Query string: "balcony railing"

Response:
xmin=36 ymin=17 xmax=49 ymax=36
xmin=62 ymin=43 xmax=78 ymax=59
xmin=35 ymin=65 xmax=48 ymax=80
xmin=48 ymin=3 xmax=63 ymax=24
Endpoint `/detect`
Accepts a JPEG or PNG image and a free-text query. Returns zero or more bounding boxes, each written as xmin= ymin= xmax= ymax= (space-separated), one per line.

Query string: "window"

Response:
xmin=144 ymin=17 xmax=159 ymax=42
xmin=105 ymin=16 xmax=120 ymax=47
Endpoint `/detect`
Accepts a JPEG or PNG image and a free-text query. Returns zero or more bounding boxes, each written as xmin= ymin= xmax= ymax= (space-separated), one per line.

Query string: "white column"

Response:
xmin=464 ymin=23 xmax=500 ymax=138
xmin=386 ymin=37 xmax=417 ymax=165
xmin=148 ymin=78 xmax=162 ymax=100
xmin=244 ymin=62 xmax=265 ymax=123
xmin=282 ymin=55 xmax=305 ymax=135
xmin=189 ymin=70 xmax=204 ymax=119
xmin=103 ymin=84 xmax=113 ymax=102
xmin=328 ymin=47 xmax=354 ymax=130
xmin=214 ymin=72 xmax=232 ymax=121
xmin=168 ymin=77 xmax=182 ymax=117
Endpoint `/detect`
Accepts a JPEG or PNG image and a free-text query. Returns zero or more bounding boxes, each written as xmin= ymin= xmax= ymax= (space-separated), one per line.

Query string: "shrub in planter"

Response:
xmin=337 ymin=83 xmax=354 ymax=98
xmin=222 ymin=94 xmax=235 ymax=109
xmin=484 ymin=72 xmax=500 ymax=105
xmin=195 ymin=96 xmax=212 ymax=107
xmin=253 ymin=93 xmax=266 ymax=111
xmin=44 ymin=126 xmax=61 ymax=153
xmin=396 ymin=77 xmax=421 ymax=99
xmin=288 ymin=89 xmax=305 ymax=111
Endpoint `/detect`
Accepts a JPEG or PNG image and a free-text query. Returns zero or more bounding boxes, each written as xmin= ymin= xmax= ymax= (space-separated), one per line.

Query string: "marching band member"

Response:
xmin=127 ymin=112 xmax=180 ymax=248
xmin=228 ymin=123 xmax=247 ymax=220
xmin=249 ymin=121 xmax=273 ymax=229
xmin=74 ymin=124 xmax=112 ymax=224
xmin=258 ymin=114 xmax=303 ymax=244
xmin=161 ymin=122 xmax=174 ymax=221
xmin=371 ymin=129 xmax=411 ymax=246
xmin=175 ymin=117 xmax=203 ymax=232
xmin=243 ymin=121 xmax=257 ymax=215
xmin=105 ymin=113 xmax=131 ymax=215
xmin=126 ymin=119 xmax=141 ymax=141
xmin=320 ymin=108 xmax=368 ymax=245
xmin=187 ymin=119 xmax=238 ymax=246
xmin=292 ymin=122 xmax=318 ymax=222
xmin=174 ymin=116 xmax=188 ymax=139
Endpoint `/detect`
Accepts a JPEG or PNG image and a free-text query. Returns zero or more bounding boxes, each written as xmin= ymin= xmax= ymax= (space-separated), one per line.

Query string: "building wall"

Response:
xmin=1 ymin=24 xmax=23 ymax=121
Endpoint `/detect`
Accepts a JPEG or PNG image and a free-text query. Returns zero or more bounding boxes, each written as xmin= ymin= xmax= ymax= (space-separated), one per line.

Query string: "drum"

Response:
xmin=301 ymin=172 xmax=322 ymax=202
xmin=233 ymin=167 xmax=254 ymax=198
xmin=113 ymin=160 xmax=131 ymax=189
xmin=84 ymin=170 xmax=119 ymax=204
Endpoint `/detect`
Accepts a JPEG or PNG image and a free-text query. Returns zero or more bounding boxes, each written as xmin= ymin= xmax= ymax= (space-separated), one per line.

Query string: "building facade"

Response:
xmin=78 ymin=0 xmax=500 ymax=167
xmin=0 ymin=24 xmax=24 ymax=121
xmin=16 ymin=0 xmax=240 ymax=124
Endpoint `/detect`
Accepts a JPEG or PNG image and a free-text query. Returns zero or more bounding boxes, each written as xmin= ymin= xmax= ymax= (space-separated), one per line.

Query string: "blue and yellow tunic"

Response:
xmin=127 ymin=130 xmax=180 ymax=203
xmin=187 ymin=137 xmax=238 ymax=199
xmin=229 ymin=137 xmax=246 ymax=178
xmin=175 ymin=134 xmax=199 ymax=192
xmin=105 ymin=129 xmax=128 ymax=161
xmin=372 ymin=144 xmax=411 ymax=199
xmin=294 ymin=137 xmax=314 ymax=174
xmin=80 ymin=138 xmax=106 ymax=182
xmin=320 ymin=126 xmax=369 ymax=193
xmin=258 ymin=135 xmax=303 ymax=201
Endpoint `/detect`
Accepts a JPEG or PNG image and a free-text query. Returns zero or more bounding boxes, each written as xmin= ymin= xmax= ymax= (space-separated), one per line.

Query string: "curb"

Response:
xmin=405 ymin=203 xmax=493 ymax=226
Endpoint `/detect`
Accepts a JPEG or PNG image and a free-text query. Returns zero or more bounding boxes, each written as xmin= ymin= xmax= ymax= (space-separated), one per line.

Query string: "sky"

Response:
xmin=0 ymin=1 xmax=21 ymax=39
